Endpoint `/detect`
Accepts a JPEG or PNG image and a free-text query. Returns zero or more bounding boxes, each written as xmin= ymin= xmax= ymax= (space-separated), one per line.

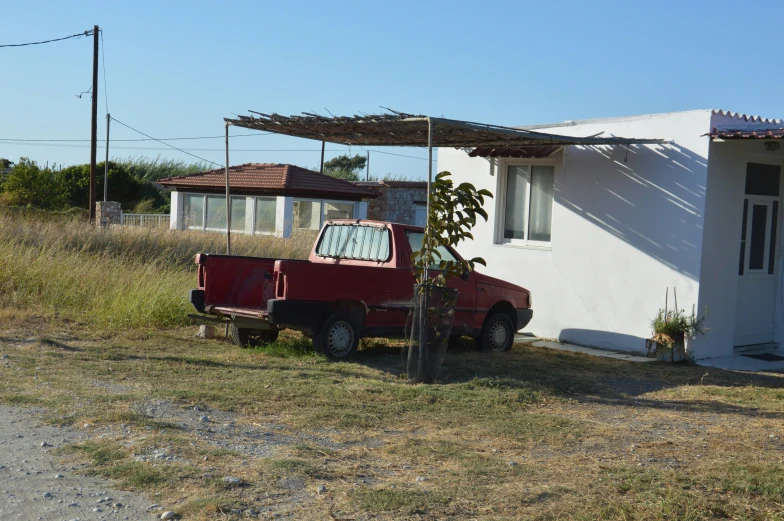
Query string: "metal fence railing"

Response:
xmin=121 ymin=213 xmax=170 ymax=228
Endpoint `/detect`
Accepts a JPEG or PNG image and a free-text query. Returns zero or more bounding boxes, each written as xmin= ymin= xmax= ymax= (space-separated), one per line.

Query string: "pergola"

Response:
xmin=219 ymin=110 xmax=668 ymax=252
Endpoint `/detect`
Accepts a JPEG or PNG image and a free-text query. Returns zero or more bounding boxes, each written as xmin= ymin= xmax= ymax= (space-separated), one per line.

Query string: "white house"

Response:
xmin=159 ymin=163 xmax=378 ymax=238
xmin=440 ymin=109 xmax=784 ymax=360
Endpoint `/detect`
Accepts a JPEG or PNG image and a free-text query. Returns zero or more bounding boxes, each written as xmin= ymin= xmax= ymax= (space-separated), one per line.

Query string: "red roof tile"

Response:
xmin=158 ymin=163 xmax=378 ymax=200
xmin=709 ymin=129 xmax=784 ymax=140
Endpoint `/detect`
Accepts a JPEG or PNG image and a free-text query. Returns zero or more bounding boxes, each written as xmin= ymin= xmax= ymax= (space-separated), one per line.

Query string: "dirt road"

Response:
xmin=0 ymin=406 xmax=157 ymax=521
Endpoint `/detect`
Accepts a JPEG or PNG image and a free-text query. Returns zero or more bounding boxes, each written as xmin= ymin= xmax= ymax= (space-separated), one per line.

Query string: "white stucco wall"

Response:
xmin=276 ymin=196 xmax=293 ymax=238
xmin=442 ymin=110 xmax=713 ymax=354
xmin=696 ymin=138 xmax=784 ymax=359
xmin=169 ymin=191 xmax=182 ymax=230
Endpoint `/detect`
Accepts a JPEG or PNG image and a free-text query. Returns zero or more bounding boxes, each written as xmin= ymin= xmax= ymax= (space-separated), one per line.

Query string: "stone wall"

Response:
xmin=96 ymin=201 xmax=122 ymax=226
xmin=366 ymin=186 xmax=426 ymax=224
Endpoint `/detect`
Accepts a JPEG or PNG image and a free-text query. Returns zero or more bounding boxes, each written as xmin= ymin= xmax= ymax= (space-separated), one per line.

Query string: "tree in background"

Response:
xmin=323 ymin=154 xmax=367 ymax=181
xmin=117 ymin=156 xmax=208 ymax=182
xmin=58 ymin=161 xmax=148 ymax=210
xmin=2 ymin=158 xmax=65 ymax=209
xmin=0 ymin=156 xmax=190 ymax=214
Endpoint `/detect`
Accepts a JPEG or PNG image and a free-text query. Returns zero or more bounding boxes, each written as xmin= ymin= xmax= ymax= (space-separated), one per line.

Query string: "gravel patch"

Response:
xmin=0 ymin=406 xmax=155 ymax=521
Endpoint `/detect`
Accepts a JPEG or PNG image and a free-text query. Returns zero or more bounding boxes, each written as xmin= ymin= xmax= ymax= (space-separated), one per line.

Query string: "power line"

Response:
xmin=109 ymin=117 xmax=223 ymax=167
xmin=0 ymin=29 xmax=93 ymax=48
xmin=0 ymin=133 xmax=271 ymax=142
xmin=0 ymin=140 xmax=434 ymax=160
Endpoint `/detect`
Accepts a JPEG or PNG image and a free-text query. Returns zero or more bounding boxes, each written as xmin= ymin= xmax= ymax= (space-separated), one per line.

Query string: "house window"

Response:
xmin=293 ymin=200 xmax=321 ymax=230
xmin=293 ymin=199 xmax=355 ymax=231
xmin=323 ymin=202 xmax=354 ymax=221
xmin=183 ymin=194 xmax=246 ymax=232
xmin=254 ymin=197 xmax=277 ymax=234
xmin=499 ymin=164 xmax=555 ymax=245
xmin=183 ymin=194 xmax=204 ymax=229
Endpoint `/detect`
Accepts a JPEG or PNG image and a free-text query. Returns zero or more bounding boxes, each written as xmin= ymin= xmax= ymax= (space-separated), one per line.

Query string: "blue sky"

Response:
xmin=2 ymin=0 xmax=783 ymax=179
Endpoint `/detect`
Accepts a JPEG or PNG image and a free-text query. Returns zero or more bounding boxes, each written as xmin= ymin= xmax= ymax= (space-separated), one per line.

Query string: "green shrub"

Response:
xmin=3 ymin=158 xmax=65 ymax=209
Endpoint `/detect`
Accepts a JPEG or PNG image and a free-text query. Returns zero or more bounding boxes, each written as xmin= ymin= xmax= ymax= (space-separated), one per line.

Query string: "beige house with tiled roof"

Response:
xmin=159 ymin=163 xmax=378 ymax=238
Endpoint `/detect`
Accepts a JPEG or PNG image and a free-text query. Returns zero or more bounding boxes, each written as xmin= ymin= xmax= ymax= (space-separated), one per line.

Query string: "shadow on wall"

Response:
xmin=556 ymin=143 xmax=707 ymax=280
xmin=559 ymin=328 xmax=649 ymax=355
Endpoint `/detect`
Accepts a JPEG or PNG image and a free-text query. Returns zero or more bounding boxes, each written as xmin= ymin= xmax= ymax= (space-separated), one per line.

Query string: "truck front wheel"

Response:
xmin=313 ymin=313 xmax=359 ymax=361
xmin=478 ymin=312 xmax=515 ymax=352
xmin=230 ymin=324 xmax=279 ymax=347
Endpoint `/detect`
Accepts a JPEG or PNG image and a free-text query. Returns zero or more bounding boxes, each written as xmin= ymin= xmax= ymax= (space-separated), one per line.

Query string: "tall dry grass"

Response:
xmin=0 ymin=211 xmax=312 ymax=328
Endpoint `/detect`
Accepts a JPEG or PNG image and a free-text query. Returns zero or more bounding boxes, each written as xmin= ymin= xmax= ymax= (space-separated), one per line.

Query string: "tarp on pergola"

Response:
xmin=225 ymin=109 xmax=667 ymax=158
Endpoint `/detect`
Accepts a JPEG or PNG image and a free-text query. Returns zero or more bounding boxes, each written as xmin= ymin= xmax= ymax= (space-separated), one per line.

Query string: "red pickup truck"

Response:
xmin=189 ymin=220 xmax=532 ymax=360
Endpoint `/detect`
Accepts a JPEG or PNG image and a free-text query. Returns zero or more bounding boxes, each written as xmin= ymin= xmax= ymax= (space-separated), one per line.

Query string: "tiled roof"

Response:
xmin=158 ymin=163 xmax=378 ymax=200
xmin=709 ymin=129 xmax=784 ymax=140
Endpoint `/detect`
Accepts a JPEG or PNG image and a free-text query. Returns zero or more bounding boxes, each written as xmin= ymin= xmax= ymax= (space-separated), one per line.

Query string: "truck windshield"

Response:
xmin=316 ymin=224 xmax=390 ymax=261
xmin=405 ymin=231 xmax=459 ymax=270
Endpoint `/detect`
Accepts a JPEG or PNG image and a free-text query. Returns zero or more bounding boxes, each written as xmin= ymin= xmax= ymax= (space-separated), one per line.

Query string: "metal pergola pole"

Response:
xmin=416 ymin=117 xmax=434 ymax=381
xmin=225 ymin=122 xmax=231 ymax=255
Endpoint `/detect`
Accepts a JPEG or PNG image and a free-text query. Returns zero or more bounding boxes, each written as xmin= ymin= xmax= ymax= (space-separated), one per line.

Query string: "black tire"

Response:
xmin=229 ymin=324 xmax=279 ymax=347
xmin=313 ymin=313 xmax=360 ymax=361
xmin=478 ymin=312 xmax=515 ymax=352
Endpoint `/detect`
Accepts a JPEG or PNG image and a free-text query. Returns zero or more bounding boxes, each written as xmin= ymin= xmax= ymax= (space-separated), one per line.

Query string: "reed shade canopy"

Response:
xmin=224 ymin=109 xmax=669 ymax=158
xmin=220 ymin=109 xmax=668 ymax=256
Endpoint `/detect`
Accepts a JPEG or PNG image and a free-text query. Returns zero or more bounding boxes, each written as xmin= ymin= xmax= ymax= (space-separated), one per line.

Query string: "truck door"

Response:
xmin=403 ymin=231 xmax=476 ymax=329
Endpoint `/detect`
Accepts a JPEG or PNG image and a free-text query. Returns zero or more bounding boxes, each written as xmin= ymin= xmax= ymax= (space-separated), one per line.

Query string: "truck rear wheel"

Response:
xmin=478 ymin=312 xmax=515 ymax=352
xmin=313 ymin=313 xmax=359 ymax=361
xmin=230 ymin=324 xmax=279 ymax=347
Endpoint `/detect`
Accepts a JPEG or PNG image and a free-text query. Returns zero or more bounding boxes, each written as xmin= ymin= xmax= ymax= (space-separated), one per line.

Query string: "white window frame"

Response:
xmin=204 ymin=194 xmax=247 ymax=233
xmin=293 ymin=198 xmax=356 ymax=230
xmin=251 ymin=196 xmax=278 ymax=236
xmin=495 ymin=159 xmax=556 ymax=249
xmin=181 ymin=192 xmax=250 ymax=234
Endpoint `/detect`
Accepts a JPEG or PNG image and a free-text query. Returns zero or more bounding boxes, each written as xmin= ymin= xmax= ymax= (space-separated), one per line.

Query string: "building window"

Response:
xmin=414 ymin=203 xmax=427 ymax=227
xmin=183 ymin=194 xmax=204 ymax=229
xmin=499 ymin=164 xmax=555 ymax=245
xmin=293 ymin=200 xmax=321 ymax=230
xmin=323 ymin=202 xmax=354 ymax=221
xmin=293 ymin=199 xmax=355 ymax=231
xmin=183 ymin=194 xmax=246 ymax=232
xmin=254 ymin=197 xmax=277 ymax=234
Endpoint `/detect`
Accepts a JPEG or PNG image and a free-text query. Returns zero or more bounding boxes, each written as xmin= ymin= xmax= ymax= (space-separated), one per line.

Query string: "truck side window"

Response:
xmin=316 ymin=224 xmax=391 ymax=262
xmin=405 ymin=231 xmax=458 ymax=270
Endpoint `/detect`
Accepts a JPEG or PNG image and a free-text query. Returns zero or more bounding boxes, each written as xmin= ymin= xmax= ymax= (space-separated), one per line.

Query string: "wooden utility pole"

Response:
xmin=319 ymin=141 xmax=325 ymax=174
xmin=366 ymin=151 xmax=370 ymax=181
xmin=88 ymin=25 xmax=99 ymax=223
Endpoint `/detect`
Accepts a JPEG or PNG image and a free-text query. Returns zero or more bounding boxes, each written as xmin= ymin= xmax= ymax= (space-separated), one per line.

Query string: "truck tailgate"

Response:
xmin=197 ymin=254 xmax=290 ymax=313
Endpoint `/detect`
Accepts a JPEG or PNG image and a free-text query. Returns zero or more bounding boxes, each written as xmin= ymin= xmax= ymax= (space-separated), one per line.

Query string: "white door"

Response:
xmin=734 ymin=162 xmax=782 ymax=347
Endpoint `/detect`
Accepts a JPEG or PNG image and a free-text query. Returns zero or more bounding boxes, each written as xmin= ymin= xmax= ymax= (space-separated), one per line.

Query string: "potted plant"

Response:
xmin=407 ymin=171 xmax=491 ymax=383
xmin=650 ymin=289 xmax=708 ymax=362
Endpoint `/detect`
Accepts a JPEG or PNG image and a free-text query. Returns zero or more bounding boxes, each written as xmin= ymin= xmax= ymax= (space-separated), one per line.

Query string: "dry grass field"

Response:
xmin=0 ymin=213 xmax=783 ymax=520
xmin=0 ymin=316 xmax=782 ymax=520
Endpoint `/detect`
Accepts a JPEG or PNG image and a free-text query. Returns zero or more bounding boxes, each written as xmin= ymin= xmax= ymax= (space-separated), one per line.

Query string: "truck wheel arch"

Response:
xmin=486 ymin=301 xmax=517 ymax=331
xmin=325 ymin=300 xmax=366 ymax=331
